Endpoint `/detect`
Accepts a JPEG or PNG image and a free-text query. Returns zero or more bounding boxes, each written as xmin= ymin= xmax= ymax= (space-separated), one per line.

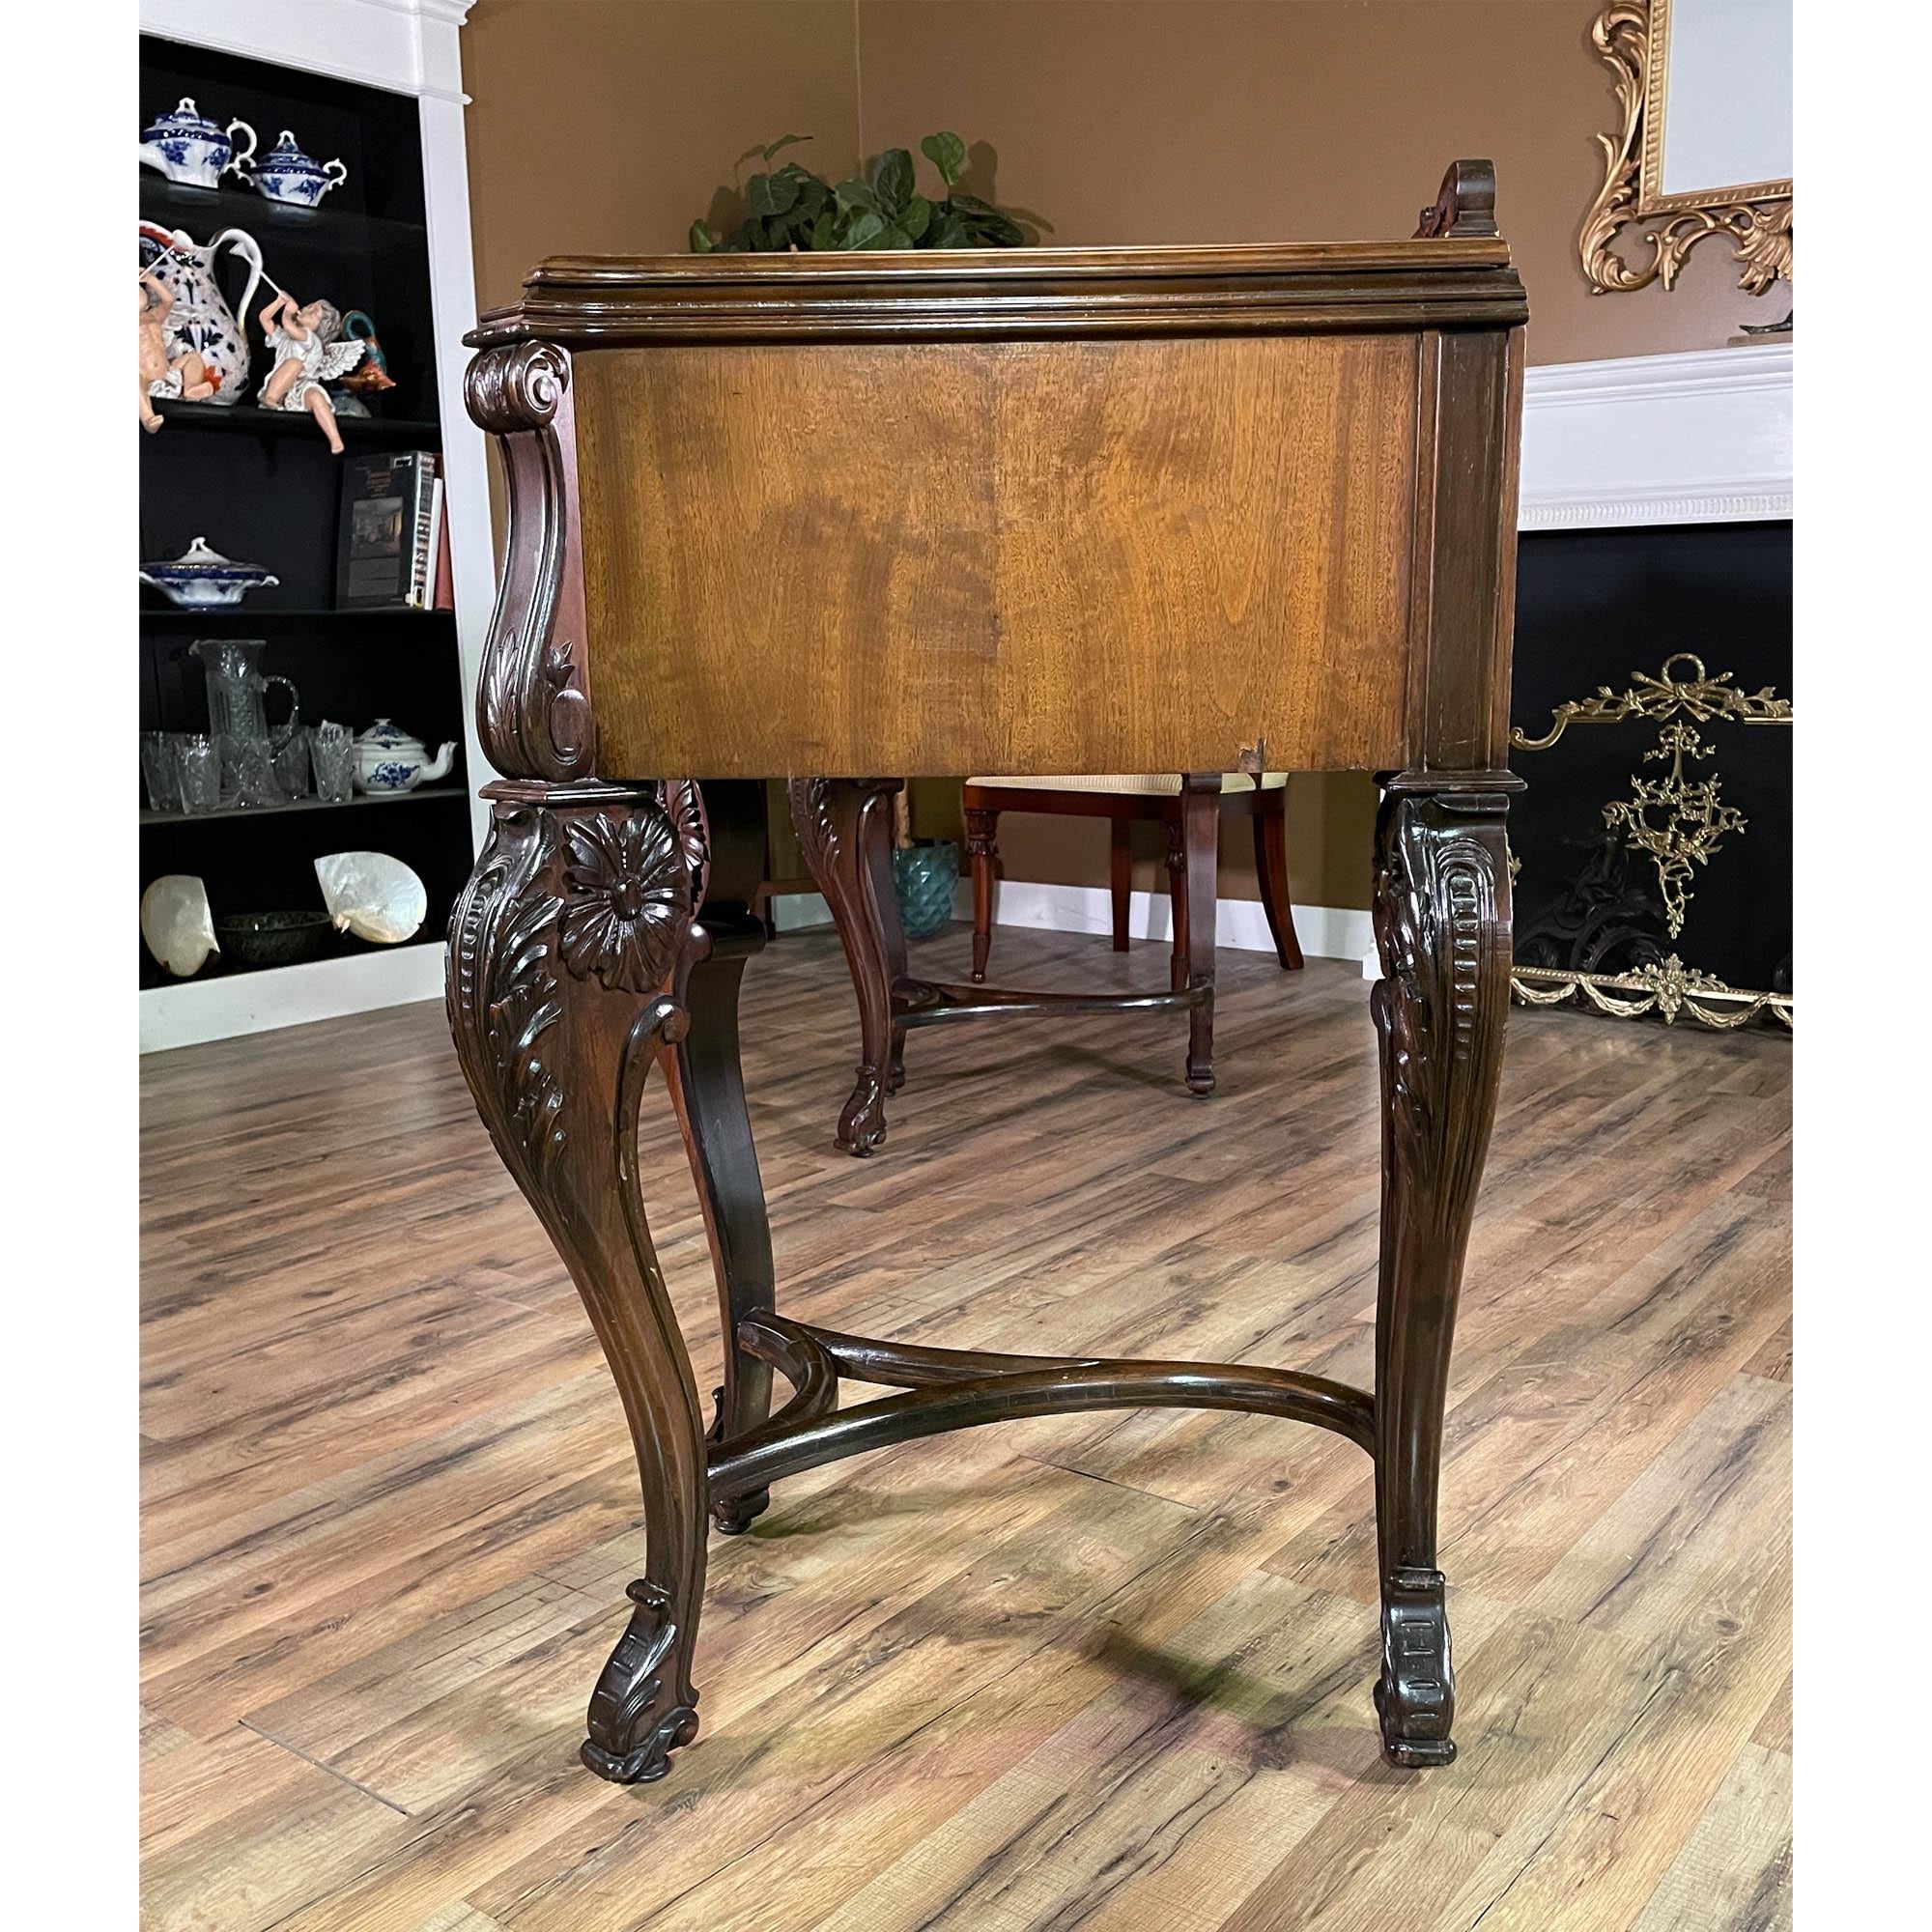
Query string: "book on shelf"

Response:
xmin=336 ymin=450 xmax=444 ymax=610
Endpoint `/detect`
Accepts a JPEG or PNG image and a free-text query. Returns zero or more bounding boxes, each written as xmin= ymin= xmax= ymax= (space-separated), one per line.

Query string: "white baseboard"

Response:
xmin=771 ymin=878 xmax=1375 ymax=971
xmin=139 ymin=943 xmax=447 ymax=1054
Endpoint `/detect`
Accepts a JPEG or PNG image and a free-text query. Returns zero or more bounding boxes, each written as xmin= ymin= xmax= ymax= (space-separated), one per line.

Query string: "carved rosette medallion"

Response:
xmin=559 ymin=808 xmax=693 ymax=995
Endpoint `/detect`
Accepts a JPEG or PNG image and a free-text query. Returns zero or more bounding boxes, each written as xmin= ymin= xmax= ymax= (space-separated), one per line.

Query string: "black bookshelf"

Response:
xmin=139 ymin=33 xmax=472 ymax=995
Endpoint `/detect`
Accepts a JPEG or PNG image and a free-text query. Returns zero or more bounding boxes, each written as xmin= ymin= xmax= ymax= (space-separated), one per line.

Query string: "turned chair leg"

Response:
xmin=448 ymin=782 xmax=716 ymax=1784
xmin=1109 ymin=817 xmax=1132 ymax=952
xmin=965 ymin=805 xmax=1000 ymax=983
xmin=1369 ymin=772 xmax=1517 ymax=1767
xmin=1164 ymin=815 xmax=1189 ymax=994
xmin=1179 ymin=774 xmax=1220 ymax=1094
xmin=1253 ymin=788 xmax=1305 ymax=971
xmin=789 ymin=778 xmax=905 ymax=1154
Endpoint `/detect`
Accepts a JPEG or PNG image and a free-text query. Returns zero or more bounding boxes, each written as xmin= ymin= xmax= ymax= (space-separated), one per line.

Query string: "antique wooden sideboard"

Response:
xmin=453 ymin=160 xmax=1526 ymax=1784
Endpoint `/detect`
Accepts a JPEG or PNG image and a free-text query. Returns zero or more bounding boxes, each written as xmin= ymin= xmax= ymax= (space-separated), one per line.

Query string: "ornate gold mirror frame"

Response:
xmin=1580 ymin=0 xmax=1793 ymax=298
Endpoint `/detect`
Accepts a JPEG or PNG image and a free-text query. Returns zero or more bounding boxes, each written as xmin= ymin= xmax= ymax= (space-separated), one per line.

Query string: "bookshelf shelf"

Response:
xmin=139 ymin=607 xmax=457 ymax=632
xmin=141 ymin=172 xmax=429 ymax=251
xmin=147 ymin=398 xmax=444 ymax=447
xmin=140 ymin=784 xmax=467 ymax=828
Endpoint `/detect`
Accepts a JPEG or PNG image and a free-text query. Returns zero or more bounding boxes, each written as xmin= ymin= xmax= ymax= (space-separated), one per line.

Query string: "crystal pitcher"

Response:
xmin=190 ymin=639 xmax=299 ymax=795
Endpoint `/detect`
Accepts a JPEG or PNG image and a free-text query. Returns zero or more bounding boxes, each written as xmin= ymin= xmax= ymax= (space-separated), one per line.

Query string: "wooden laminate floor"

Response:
xmin=140 ymin=923 xmax=1793 ymax=1932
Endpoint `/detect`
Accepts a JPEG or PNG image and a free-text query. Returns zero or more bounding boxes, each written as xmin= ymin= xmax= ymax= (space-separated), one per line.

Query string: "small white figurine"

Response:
xmin=256 ymin=291 xmax=366 ymax=452
xmin=138 ymin=270 xmax=214 ymax=432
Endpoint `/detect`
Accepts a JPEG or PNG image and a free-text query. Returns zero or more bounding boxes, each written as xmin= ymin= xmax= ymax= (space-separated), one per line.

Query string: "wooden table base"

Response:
xmin=446 ymin=771 xmax=1516 ymax=1783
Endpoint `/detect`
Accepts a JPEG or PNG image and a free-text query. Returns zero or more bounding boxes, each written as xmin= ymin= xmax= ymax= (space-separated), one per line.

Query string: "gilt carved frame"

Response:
xmin=1580 ymin=0 xmax=1793 ymax=299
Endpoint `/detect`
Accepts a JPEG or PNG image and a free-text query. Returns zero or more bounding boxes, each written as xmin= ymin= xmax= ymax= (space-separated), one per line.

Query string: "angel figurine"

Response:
xmin=138 ymin=270 xmax=214 ymax=432
xmin=255 ymin=291 xmax=366 ymax=452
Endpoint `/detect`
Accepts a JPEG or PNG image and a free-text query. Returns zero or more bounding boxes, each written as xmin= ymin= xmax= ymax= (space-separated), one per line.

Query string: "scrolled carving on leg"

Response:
xmin=1370 ymin=772 xmax=1520 ymax=1769
xmin=448 ymin=781 xmax=713 ymax=1785
xmin=582 ymin=1577 xmax=700 ymax=1782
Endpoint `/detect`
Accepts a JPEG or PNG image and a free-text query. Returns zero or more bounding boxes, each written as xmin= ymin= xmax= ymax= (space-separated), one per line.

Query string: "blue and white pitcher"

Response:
xmin=138 ymin=222 xmax=266 ymax=405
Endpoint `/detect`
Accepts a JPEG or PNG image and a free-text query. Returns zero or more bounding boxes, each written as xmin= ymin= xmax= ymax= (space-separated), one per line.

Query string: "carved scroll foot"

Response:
xmin=448 ymin=781 xmax=714 ymax=1788
xmin=1370 ymin=771 xmax=1519 ymax=1771
xmin=788 ymin=778 xmax=908 ymax=1154
xmin=1374 ymin=1566 xmax=1456 ymax=1767
xmin=581 ymin=1578 xmax=702 ymax=1782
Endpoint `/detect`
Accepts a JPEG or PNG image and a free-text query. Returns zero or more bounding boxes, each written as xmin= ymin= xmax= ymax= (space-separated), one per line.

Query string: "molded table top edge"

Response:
xmin=468 ymin=240 xmax=1528 ymax=347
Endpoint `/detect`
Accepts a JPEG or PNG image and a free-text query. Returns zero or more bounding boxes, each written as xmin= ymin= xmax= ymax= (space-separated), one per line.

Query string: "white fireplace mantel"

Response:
xmin=1519 ymin=343 xmax=1793 ymax=530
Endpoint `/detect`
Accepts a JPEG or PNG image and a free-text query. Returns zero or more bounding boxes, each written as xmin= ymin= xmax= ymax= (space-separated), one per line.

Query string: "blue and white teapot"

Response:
xmin=250 ymin=130 xmax=350 ymax=210
xmin=140 ymin=99 xmax=257 ymax=190
xmin=354 ymin=721 xmax=456 ymax=796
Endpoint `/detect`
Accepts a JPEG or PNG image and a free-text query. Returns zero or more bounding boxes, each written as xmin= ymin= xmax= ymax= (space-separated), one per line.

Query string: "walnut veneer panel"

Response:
xmin=576 ymin=333 xmax=1419 ymax=779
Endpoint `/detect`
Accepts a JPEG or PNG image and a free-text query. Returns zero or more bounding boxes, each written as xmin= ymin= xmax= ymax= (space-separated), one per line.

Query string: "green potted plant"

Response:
xmin=689 ymin=131 xmax=1028 ymax=252
xmin=693 ymin=135 xmax=1035 ymax=941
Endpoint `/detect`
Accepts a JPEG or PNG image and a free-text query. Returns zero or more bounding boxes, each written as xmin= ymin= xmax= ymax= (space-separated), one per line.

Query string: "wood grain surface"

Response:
xmin=578 ymin=335 xmax=1419 ymax=779
xmin=141 ymin=926 xmax=1790 ymax=1931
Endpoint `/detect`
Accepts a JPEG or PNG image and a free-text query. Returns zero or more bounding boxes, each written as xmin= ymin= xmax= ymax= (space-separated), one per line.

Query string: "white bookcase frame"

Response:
xmin=138 ymin=0 xmax=492 ymax=1053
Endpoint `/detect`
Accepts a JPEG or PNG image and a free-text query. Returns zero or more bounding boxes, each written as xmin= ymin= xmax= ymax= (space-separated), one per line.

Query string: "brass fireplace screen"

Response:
xmin=1509 ymin=651 xmax=1792 ymax=1031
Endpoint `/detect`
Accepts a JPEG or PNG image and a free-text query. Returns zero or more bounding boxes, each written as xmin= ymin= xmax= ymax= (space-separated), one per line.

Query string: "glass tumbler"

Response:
xmin=173 ymin=733 xmax=221 ymax=814
xmin=312 ymin=722 xmax=355 ymax=805
xmin=141 ymin=731 xmax=178 ymax=812
xmin=226 ymin=733 xmax=284 ymax=809
xmin=273 ymin=728 xmax=311 ymax=800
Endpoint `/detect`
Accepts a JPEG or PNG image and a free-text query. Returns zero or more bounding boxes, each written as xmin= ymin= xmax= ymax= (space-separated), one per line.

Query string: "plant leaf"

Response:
xmin=810 ymin=211 xmax=837 ymax=250
xmin=838 ymin=210 xmax=886 ymax=250
xmin=734 ymin=143 xmax=768 ymax=168
xmin=688 ymin=220 xmax=714 ymax=253
xmin=746 ymin=170 xmax=799 ymax=217
xmin=920 ymin=131 xmax=966 ymax=186
xmin=835 ymin=177 xmax=878 ymax=214
xmin=900 ymin=195 xmax=931 ymax=242
xmin=763 ymin=133 xmax=811 ymax=160
xmin=870 ymin=147 xmax=915 ymax=217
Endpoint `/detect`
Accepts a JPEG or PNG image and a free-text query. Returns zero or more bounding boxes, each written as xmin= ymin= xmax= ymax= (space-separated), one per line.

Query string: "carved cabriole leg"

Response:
xmin=788 ymin=778 xmax=906 ymax=1154
xmin=447 ymin=781 xmax=712 ymax=1783
xmin=1369 ymin=771 xmax=1519 ymax=1767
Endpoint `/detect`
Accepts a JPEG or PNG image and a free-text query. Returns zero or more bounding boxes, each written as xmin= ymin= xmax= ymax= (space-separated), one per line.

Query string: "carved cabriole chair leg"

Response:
xmin=965 ymin=806 xmax=999 ymax=982
xmin=447 ymin=780 xmax=714 ymax=1784
xmin=1369 ymin=771 xmax=1519 ymax=1767
xmin=788 ymin=778 xmax=905 ymax=1154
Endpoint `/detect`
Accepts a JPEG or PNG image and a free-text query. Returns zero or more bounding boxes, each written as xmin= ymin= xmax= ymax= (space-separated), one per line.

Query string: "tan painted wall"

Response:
xmin=464 ymin=0 xmax=1767 ymax=916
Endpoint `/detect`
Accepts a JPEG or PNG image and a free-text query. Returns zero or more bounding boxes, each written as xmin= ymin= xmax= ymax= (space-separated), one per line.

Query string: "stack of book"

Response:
xmin=335 ymin=450 xmax=453 ymax=611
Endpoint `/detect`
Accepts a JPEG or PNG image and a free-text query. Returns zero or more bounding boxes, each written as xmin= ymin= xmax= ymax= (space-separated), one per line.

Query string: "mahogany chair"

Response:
xmin=962 ymin=771 xmax=1305 ymax=989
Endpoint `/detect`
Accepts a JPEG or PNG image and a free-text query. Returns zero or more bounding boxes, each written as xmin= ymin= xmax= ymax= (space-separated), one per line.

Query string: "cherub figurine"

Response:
xmin=255 ymin=291 xmax=365 ymax=453
xmin=138 ymin=270 xmax=214 ymax=432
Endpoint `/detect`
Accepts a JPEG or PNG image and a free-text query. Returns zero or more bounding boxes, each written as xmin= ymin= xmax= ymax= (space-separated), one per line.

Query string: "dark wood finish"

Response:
xmin=1179 ymin=774 xmax=1222 ymax=1095
xmin=817 ymin=777 xmax=1306 ymax=1151
xmin=452 ymin=159 xmax=1524 ymax=1784
xmin=1368 ymin=770 xmax=1520 ymax=1764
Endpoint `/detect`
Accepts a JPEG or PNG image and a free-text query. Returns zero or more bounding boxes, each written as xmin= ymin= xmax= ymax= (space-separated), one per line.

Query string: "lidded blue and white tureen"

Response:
xmin=251 ymin=130 xmax=350 ymax=209
xmin=139 ymin=99 xmax=257 ymax=190
xmin=138 ymin=536 xmax=280 ymax=609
